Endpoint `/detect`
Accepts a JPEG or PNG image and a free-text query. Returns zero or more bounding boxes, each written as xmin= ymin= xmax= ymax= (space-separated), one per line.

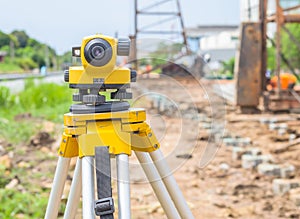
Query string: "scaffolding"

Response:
xmin=132 ymin=0 xmax=189 ymax=69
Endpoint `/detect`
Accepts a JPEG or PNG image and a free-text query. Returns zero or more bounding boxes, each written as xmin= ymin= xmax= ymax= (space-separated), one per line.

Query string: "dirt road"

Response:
xmin=126 ymin=75 xmax=300 ymax=218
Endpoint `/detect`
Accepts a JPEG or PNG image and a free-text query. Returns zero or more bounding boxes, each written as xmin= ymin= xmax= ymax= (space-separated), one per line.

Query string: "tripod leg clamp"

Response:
xmin=58 ymin=133 xmax=79 ymax=157
xmin=94 ymin=197 xmax=115 ymax=217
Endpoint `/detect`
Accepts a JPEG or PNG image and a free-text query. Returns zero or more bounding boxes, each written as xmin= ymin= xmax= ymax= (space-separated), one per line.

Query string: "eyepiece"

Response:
xmin=84 ymin=38 xmax=112 ymax=67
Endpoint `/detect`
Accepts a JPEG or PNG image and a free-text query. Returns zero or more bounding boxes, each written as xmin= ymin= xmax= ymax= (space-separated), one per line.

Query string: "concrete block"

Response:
xmin=236 ymin=137 xmax=252 ymax=146
xmin=280 ymin=165 xmax=295 ymax=178
xmin=223 ymin=137 xmax=252 ymax=147
xmin=232 ymin=147 xmax=262 ymax=160
xmin=257 ymin=163 xmax=281 ymax=177
xmin=273 ymin=179 xmax=300 ymax=195
xmin=241 ymin=154 xmax=273 ymax=169
xmin=222 ymin=137 xmax=235 ymax=146
xmin=259 ymin=117 xmax=278 ymax=124
xmin=289 ymin=188 xmax=300 ymax=206
xmin=269 ymin=123 xmax=288 ymax=131
xmin=232 ymin=147 xmax=245 ymax=160
xmin=248 ymin=148 xmax=262 ymax=156
xmin=257 ymin=163 xmax=295 ymax=178
xmin=278 ymin=128 xmax=287 ymax=136
xmin=289 ymin=134 xmax=297 ymax=142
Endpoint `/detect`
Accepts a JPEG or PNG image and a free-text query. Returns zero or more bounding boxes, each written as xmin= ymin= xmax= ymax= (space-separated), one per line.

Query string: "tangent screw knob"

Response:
xmin=117 ymin=38 xmax=130 ymax=56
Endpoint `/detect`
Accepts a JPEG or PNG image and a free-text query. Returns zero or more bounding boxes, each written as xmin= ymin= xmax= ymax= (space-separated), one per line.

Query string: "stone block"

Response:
xmin=241 ymin=154 xmax=273 ymax=169
xmin=223 ymin=137 xmax=251 ymax=147
xmin=280 ymin=165 xmax=295 ymax=178
xmin=258 ymin=163 xmax=295 ymax=178
xmin=269 ymin=123 xmax=288 ymax=131
xmin=289 ymin=188 xmax=300 ymax=206
xmin=273 ymin=179 xmax=300 ymax=195
xmin=232 ymin=147 xmax=262 ymax=160
xmin=257 ymin=163 xmax=281 ymax=177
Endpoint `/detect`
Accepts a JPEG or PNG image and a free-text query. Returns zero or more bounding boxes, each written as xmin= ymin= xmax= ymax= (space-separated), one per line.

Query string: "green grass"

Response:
xmin=0 ymin=60 xmax=23 ymax=73
xmin=0 ymin=189 xmax=49 ymax=219
xmin=0 ymin=81 xmax=72 ymax=218
xmin=0 ymin=163 xmax=48 ymax=218
xmin=0 ymin=80 xmax=73 ymax=143
xmin=0 ymin=120 xmax=38 ymax=144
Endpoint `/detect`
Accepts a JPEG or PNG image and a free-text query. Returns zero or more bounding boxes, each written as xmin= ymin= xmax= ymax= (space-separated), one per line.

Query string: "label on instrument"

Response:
xmin=93 ymin=78 xmax=105 ymax=84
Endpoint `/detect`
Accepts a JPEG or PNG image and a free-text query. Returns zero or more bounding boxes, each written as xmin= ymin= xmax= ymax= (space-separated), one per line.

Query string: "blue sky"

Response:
xmin=0 ymin=0 xmax=240 ymax=54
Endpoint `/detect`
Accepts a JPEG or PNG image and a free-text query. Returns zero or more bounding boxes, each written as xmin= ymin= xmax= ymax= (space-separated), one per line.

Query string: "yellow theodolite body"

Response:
xmin=68 ymin=34 xmax=131 ymax=86
xmin=59 ymin=34 xmax=158 ymax=158
xmin=58 ymin=109 xmax=160 ymax=158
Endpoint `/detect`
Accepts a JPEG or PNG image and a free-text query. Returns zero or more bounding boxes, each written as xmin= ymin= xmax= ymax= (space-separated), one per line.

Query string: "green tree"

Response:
xmin=27 ymin=38 xmax=40 ymax=47
xmin=32 ymin=53 xmax=46 ymax=68
xmin=267 ymin=45 xmax=276 ymax=72
xmin=11 ymin=30 xmax=29 ymax=48
xmin=0 ymin=31 xmax=10 ymax=48
xmin=281 ymin=23 xmax=300 ymax=70
xmin=221 ymin=57 xmax=235 ymax=76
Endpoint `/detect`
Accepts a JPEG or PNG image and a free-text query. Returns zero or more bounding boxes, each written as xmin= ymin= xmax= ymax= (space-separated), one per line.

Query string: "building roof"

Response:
xmin=186 ymin=24 xmax=239 ymax=38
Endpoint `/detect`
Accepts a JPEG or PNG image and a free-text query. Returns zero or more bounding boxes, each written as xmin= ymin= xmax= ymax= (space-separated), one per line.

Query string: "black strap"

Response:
xmin=94 ymin=146 xmax=114 ymax=219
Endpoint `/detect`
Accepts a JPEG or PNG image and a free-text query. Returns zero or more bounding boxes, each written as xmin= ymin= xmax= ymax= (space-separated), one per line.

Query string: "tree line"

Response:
xmin=0 ymin=30 xmax=71 ymax=72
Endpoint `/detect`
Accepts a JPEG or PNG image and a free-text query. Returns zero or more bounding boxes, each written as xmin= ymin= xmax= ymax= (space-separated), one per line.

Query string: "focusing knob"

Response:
xmin=64 ymin=70 xmax=69 ymax=82
xmin=117 ymin=38 xmax=130 ymax=56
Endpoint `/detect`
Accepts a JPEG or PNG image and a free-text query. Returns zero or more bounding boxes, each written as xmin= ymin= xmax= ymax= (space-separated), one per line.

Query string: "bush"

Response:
xmin=16 ymin=58 xmax=38 ymax=70
xmin=18 ymin=81 xmax=71 ymax=110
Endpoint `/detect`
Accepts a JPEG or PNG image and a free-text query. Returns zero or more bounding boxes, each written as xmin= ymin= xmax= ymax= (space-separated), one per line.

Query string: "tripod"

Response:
xmin=44 ymin=33 xmax=194 ymax=218
xmin=44 ymin=105 xmax=194 ymax=219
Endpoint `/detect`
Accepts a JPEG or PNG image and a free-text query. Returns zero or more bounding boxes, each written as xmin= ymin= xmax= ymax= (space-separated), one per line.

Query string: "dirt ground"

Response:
xmin=3 ymin=74 xmax=300 ymax=218
xmin=125 ymin=75 xmax=300 ymax=219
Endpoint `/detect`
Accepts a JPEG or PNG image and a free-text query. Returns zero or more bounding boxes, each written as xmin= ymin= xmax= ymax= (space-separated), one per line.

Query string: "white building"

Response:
xmin=186 ymin=25 xmax=239 ymax=68
xmin=200 ymin=30 xmax=239 ymax=61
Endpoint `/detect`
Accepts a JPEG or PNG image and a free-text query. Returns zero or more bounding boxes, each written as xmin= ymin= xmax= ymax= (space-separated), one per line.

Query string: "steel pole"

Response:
xmin=135 ymin=151 xmax=180 ymax=219
xmin=116 ymin=154 xmax=131 ymax=219
xmin=45 ymin=157 xmax=70 ymax=219
xmin=150 ymin=149 xmax=195 ymax=219
xmin=64 ymin=158 xmax=82 ymax=219
xmin=82 ymin=156 xmax=95 ymax=219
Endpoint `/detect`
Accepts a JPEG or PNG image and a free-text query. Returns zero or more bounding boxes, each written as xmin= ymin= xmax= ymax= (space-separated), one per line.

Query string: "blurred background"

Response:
xmin=1 ymin=0 xmax=300 ymax=218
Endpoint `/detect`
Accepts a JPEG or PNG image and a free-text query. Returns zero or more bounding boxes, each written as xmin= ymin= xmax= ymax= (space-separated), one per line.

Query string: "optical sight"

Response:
xmin=64 ymin=34 xmax=136 ymax=113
